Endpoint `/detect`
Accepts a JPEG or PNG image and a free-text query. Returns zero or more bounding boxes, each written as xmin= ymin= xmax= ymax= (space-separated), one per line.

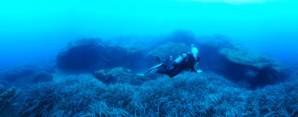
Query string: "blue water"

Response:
xmin=0 ymin=0 xmax=298 ymax=67
xmin=1 ymin=1 xmax=298 ymax=116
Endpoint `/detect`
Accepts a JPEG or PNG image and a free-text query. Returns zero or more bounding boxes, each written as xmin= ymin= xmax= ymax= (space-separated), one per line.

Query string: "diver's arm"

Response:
xmin=189 ymin=54 xmax=198 ymax=72
xmin=190 ymin=66 xmax=197 ymax=72
xmin=194 ymin=57 xmax=200 ymax=73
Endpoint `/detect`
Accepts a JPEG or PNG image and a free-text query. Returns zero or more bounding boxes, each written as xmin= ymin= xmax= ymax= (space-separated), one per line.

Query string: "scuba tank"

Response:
xmin=174 ymin=55 xmax=183 ymax=64
xmin=174 ymin=53 xmax=187 ymax=64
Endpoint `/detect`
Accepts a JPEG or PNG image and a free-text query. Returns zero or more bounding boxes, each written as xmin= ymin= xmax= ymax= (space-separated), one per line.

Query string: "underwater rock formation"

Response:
xmin=219 ymin=46 xmax=287 ymax=88
xmin=193 ymin=35 xmax=287 ymax=88
xmin=56 ymin=38 xmax=143 ymax=71
xmin=147 ymin=42 xmax=190 ymax=59
xmin=220 ymin=47 xmax=284 ymax=71
xmin=0 ymin=64 xmax=55 ymax=87
xmin=1 ymin=65 xmax=36 ymax=82
xmin=56 ymin=39 xmax=103 ymax=70
xmin=93 ymin=67 xmax=147 ymax=85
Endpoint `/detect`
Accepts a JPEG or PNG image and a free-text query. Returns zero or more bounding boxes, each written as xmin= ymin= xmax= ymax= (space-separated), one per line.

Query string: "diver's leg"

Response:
xmin=155 ymin=67 xmax=169 ymax=74
xmin=144 ymin=63 xmax=171 ymax=76
xmin=168 ymin=65 xmax=184 ymax=78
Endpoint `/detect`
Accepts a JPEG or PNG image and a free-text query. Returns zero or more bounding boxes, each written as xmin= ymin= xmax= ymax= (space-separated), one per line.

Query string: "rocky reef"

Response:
xmin=56 ymin=38 xmax=144 ymax=71
xmin=148 ymin=42 xmax=190 ymax=57
xmin=0 ymin=64 xmax=55 ymax=88
xmin=1 ymin=65 xmax=37 ymax=82
xmin=220 ymin=47 xmax=283 ymax=70
xmin=219 ymin=46 xmax=287 ymax=88
xmin=56 ymin=39 xmax=103 ymax=70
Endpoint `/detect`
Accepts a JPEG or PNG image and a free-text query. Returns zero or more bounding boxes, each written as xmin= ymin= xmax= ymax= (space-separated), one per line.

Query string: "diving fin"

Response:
xmin=144 ymin=63 xmax=162 ymax=77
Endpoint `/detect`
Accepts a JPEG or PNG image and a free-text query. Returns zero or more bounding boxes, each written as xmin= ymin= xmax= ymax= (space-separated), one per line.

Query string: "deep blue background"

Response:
xmin=0 ymin=0 xmax=297 ymax=67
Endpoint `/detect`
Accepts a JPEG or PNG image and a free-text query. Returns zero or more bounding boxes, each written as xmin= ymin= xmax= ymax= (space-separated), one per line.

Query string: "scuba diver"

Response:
xmin=144 ymin=45 xmax=201 ymax=78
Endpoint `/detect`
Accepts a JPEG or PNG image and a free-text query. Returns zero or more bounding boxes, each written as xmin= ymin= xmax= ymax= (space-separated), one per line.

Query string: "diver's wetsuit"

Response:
xmin=156 ymin=53 xmax=199 ymax=77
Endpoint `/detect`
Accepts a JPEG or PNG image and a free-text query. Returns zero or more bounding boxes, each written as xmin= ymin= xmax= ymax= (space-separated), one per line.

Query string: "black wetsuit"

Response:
xmin=156 ymin=53 xmax=199 ymax=77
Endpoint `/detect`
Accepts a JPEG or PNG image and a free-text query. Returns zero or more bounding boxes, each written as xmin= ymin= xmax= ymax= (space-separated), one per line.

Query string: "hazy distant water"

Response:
xmin=0 ymin=0 xmax=297 ymax=67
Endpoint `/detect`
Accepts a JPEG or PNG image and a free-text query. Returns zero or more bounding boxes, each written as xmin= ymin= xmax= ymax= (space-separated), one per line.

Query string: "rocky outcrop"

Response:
xmin=220 ymin=47 xmax=284 ymax=71
xmin=0 ymin=64 xmax=55 ymax=87
xmin=56 ymin=38 xmax=143 ymax=71
xmin=147 ymin=42 xmax=190 ymax=59
xmin=1 ymin=65 xmax=36 ymax=82
xmin=56 ymin=39 xmax=103 ymax=70
xmin=219 ymin=46 xmax=287 ymax=88
xmin=194 ymin=35 xmax=287 ymax=89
